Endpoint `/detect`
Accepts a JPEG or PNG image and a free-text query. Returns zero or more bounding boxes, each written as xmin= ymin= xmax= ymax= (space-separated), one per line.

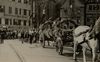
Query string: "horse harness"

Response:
xmin=78 ymin=33 xmax=92 ymax=50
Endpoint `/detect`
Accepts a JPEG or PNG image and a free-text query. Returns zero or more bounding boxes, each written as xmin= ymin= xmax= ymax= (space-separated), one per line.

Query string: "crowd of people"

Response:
xmin=0 ymin=17 xmax=74 ymax=47
xmin=0 ymin=28 xmax=38 ymax=44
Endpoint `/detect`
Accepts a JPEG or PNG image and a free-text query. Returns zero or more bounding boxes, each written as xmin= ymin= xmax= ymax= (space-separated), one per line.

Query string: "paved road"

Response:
xmin=0 ymin=40 xmax=22 ymax=62
xmin=0 ymin=39 xmax=99 ymax=62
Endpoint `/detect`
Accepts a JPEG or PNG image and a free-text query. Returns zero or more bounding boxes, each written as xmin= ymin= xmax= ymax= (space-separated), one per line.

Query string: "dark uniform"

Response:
xmin=0 ymin=30 xmax=6 ymax=43
xmin=29 ymin=33 xmax=34 ymax=44
xmin=21 ymin=32 xmax=24 ymax=43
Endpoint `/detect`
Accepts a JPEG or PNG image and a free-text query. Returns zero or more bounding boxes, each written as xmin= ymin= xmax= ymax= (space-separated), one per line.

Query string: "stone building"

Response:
xmin=60 ymin=0 xmax=85 ymax=29
xmin=84 ymin=0 xmax=100 ymax=26
xmin=35 ymin=0 xmax=57 ymax=27
xmin=74 ymin=0 xmax=84 ymax=25
xmin=0 ymin=0 xmax=35 ymax=31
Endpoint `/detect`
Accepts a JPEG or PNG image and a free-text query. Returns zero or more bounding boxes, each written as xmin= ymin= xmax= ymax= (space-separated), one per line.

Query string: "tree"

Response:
xmin=78 ymin=0 xmax=85 ymax=4
xmin=54 ymin=0 xmax=67 ymax=18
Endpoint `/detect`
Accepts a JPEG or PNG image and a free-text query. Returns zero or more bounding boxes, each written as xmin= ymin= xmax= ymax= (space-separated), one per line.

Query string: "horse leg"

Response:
xmin=58 ymin=42 xmax=63 ymax=55
xmin=42 ymin=40 xmax=45 ymax=48
xmin=92 ymin=48 xmax=96 ymax=62
xmin=73 ymin=41 xmax=78 ymax=60
xmin=56 ymin=41 xmax=58 ymax=52
xmin=59 ymin=45 xmax=63 ymax=55
xmin=60 ymin=40 xmax=63 ymax=55
xmin=47 ymin=41 xmax=50 ymax=46
xmin=82 ymin=47 xmax=86 ymax=62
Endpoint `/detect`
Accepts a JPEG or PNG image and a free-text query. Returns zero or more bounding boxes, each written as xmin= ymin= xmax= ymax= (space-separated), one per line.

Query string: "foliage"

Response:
xmin=78 ymin=0 xmax=85 ymax=4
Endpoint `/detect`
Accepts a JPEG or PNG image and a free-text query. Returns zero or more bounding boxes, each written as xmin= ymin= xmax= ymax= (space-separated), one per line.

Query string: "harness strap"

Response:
xmin=79 ymin=38 xmax=92 ymax=50
xmin=79 ymin=37 xmax=87 ymax=45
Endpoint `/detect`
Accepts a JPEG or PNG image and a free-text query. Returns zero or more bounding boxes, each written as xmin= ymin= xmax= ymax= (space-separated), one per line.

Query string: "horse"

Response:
xmin=73 ymin=26 xmax=98 ymax=62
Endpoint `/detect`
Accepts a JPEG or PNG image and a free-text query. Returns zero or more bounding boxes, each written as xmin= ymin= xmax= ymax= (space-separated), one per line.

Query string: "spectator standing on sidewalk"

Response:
xmin=21 ymin=31 xmax=24 ymax=44
xmin=29 ymin=29 xmax=34 ymax=44
xmin=18 ymin=32 xmax=21 ymax=40
xmin=0 ymin=29 xmax=6 ymax=44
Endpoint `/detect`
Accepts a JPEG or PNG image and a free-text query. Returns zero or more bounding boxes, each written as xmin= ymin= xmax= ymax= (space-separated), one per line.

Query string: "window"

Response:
xmin=29 ymin=0 xmax=32 ymax=4
xmin=10 ymin=19 xmax=12 ymax=25
xmin=13 ymin=19 xmax=15 ymax=25
xmin=88 ymin=4 xmax=100 ymax=11
xmin=19 ymin=8 xmax=21 ymax=15
xmin=9 ymin=7 xmax=12 ymax=14
xmin=24 ymin=0 xmax=28 ymax=4
xmin=0 ymin=18 xmax=1 ymax=24
xmin=89 ymin=5 xmax=93 ymax=10
xmin=23 ymin=9 xmax=27 ymax=15
xmin=29 ymin=10 xmax=31 ymax=16
xmin=93 ymin=5 xmax=99 ymax=10
xmin=13 ymin=19 xmax=17 ymax=25
xmin=24 ymin=20 xmax=26 ymax=26
xmin=12 ymin=0 xmax=15 ymax=1
xmin=29 ymin=21 xmax=30 ymax=26
xmin=88 ymin=0 xmax=96 ymax=3
xmin=0 ymin=5 xmax=4 ymax=12
xmin=5 ymin=19 xmax=9 ymax=25
xmin=18 ymin=20 xmax=21 ymax=25
xmin=15 ymin=8 xmax=18 ymax=14
xmin=18 ymin=0 xmax=21 ymax=3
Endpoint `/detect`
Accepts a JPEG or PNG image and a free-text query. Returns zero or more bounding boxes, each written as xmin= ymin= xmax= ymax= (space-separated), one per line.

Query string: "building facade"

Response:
xmin=0 ymin=0 xmax=34 ymax=31
xmin=35 ymin=0 xmax=57 ymax=28
xmin=74 ymin=0 xmax=84 ymax=25
xmin=85 ymin=0 xmax=100 ymax=26
xmin=60 ymin=0 xmax=83 ymax=29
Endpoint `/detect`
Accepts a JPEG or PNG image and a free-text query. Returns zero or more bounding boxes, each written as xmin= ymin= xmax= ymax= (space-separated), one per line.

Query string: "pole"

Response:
xmin=32 ymin=0 xmax=33 ymax=27
xmin=84 ymin=0 xmax=86 ymax=25
xmin=97 ymin=0 xmax=99 ymax=20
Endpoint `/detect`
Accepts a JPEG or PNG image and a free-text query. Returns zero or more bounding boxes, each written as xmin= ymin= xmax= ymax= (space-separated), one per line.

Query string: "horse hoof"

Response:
xmin=56 ymin=50 xmax=58 ymax=52
xmin=42 ymin=46 xmax=45 ymax=48
xmin=58 ymin=52 xmax=63 ymax=55
xmin=73 ymin=58 xmax=77 ymax=60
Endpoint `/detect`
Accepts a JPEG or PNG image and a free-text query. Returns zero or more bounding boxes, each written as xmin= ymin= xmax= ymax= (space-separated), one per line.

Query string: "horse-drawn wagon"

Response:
xmin=55 ymin=29 xmax=73 ymax=55
xmin=38 ymin=19 xmax=74 ymax=54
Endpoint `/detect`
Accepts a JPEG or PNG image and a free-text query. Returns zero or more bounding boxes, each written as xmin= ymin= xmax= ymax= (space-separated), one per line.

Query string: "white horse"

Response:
xmin=73 ymin=26 xmax=98 ymax=62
